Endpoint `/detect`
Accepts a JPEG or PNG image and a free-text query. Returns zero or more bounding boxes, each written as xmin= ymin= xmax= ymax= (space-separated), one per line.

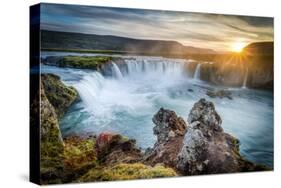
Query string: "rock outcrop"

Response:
xmin=206 ymin=90 xmax=233 ymax=100
xmin=40 ymin=82 xmax=64 ymax=184
xmin=40 ymin=74 xmax=78 ymax=184
xmin=41 ymin=74 xmax=77 ymax=118
xmin=176 ymin=98 xmax=267 ymax=175
xmin=144 ymin=108 xmax=187 ymax=167
xmin=146 ymin=99 xmax=268 ymax=176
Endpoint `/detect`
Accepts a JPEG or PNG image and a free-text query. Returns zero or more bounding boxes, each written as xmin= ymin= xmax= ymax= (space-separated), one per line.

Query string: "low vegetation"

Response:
xmin=64 ymin=136 xmax=97 ymax=170
xmin=57 ymin=56 xmax=113 ymax=70
xmin=78 ymin=163 xmax=177 ymax=182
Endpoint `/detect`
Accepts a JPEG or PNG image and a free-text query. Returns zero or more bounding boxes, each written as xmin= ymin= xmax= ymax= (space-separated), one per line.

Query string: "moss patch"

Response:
xmin=41 ymin=74 xmax=77 ymax=119
xmin=64 ymin=136 xmax=97 ymax=170
xmin=57 ymin=56 xmax=112 ymax=70
xmin=61 ymin=136 xmax=98 ymax=182
xmin=78 ymin=163 xmax=177 ymax=182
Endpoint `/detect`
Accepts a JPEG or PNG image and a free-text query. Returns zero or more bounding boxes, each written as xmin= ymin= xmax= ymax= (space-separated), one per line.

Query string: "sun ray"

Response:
xmin=231 ymin=41 xmax=246 ymax=53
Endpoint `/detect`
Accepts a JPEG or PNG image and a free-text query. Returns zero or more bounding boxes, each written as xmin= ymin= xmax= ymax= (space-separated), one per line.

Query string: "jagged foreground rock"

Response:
xmin=144 ymin=108 xmax=187 ymax=167
xmin=177 ymin=98 xmax=241 ymax=174
xmin=146 ymin=99 xmax=268 ymax=175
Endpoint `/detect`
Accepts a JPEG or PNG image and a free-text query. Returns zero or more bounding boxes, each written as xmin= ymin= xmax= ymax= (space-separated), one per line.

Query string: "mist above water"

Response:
xmin=41 ymin=52 xmax=273 ymax=167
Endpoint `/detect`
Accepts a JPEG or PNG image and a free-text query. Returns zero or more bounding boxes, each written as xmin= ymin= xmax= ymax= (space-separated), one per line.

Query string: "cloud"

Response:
xmin=40 ymin=3 xmax=273 ymax=51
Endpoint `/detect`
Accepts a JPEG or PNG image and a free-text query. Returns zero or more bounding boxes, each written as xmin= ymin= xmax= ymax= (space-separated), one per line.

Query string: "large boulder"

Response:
xmin=144 ymin=108 xmax=187 ymax=167
xmin=176 ymin=98 xmax=266 ymax=175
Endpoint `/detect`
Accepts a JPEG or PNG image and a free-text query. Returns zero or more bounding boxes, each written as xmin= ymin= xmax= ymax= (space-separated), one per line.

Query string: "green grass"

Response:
xmin=57 ymin=56 xmax=113 ymax=69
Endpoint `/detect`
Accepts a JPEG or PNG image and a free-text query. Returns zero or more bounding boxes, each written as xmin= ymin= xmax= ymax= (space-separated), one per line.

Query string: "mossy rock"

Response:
xmin=78 ymin=163 xmax=177 ymax=182
xmin=40 ymin=83 xmax=64 ymax=184
xmin=41 ymin=74 xmax=78 ymax=119
xmin=62 ymin=136 xmax=98 ymax=182
xmin=64 ymin=136 xmax=97 ymax=170
xmin=57 ymin=56 xmax=113 ymax=70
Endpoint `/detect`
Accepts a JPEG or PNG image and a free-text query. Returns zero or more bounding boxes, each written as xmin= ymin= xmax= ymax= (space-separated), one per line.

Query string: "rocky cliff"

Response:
xmin=40 ymin=78 xmax=65 ymax=184
xmin=40 ymin=74 xmax=79 ymax=184
xmin=197 ymin=42 xmax=273 ymax=90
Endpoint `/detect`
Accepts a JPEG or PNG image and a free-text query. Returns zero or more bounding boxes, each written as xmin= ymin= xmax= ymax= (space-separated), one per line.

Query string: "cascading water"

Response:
xmin=73 ymin=72 xmax=105 ymax=114
xmin=242 ymin=68 xmax=248 ymax=88
xmin=194 ymin=63 xmax=202 ymax=79
xmin=111 ymin=62 xmax=123 ymax=79
xmin=123 ymin=58 xmax=186 ymax=77
xmin=41 ymin=52 xmax=273 ymax=168
xmin=70 ymin=57 xmax=190 ymax=121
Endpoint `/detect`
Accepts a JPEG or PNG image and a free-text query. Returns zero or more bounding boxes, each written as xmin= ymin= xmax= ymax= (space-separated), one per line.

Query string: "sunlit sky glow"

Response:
xmin=40 ymin=3 xmax=273 ymax=52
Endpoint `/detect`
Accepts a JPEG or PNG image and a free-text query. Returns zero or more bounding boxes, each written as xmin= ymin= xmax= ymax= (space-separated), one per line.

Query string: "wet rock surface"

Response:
xmin=206 ymin=89 xmax=233 ymax=100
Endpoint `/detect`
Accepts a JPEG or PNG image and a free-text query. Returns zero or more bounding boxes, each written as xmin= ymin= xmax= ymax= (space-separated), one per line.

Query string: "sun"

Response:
xmin=231 ymin=41 xmax=246 ymax=53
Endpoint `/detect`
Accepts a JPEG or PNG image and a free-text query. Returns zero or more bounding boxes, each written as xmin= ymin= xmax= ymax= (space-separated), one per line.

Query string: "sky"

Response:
xmin=40 ymin=3 xmax=273 ymax=52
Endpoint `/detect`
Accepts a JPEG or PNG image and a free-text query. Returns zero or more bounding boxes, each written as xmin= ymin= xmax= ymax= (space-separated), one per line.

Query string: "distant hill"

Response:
xmin=41 ymin=30 xmax=216 ymax=55
xmin=243 ymin=41 xmax=273 ymax=56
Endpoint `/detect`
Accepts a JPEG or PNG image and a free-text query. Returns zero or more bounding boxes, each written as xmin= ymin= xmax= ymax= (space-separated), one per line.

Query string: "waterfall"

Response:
xmin=73 ymin=57 xmax=188 ymax=115
xmin=194 ymin=63 xmax=202 ymax=79
xmin=74 ymin=72 xmax=106 ymax=114
xmin=242 ymin=68 xmax=248 ymax=88
xmin=124 ymin=58 xmax=186 ymax=77
xmin=111 ymin=62 xmax=123 ymax=79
